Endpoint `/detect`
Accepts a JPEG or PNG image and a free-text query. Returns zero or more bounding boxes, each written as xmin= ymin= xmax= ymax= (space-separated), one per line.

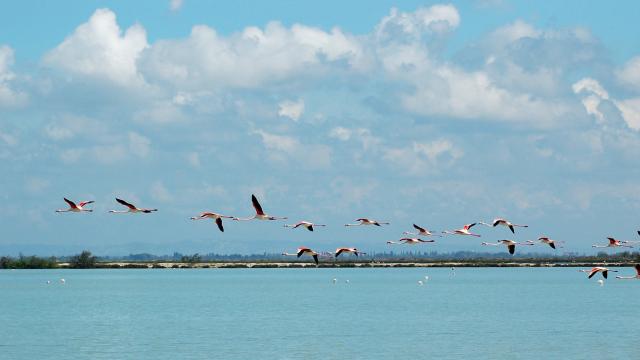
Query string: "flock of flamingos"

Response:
xmin=56 ymin=194 xmax=640 ymax=281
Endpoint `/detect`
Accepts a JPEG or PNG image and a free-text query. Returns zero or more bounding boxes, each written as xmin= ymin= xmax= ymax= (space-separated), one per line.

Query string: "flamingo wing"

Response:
xmin=588 ymin=269 xmax=599 ymax=279
xmin=413 ymin=224 xmax=426 ymax=232
xmin=63 ymin=198 xmax=77 ymax=208
xmin=78 ymin=200 xmax=94 ymax=207
xmin=635 ymin=264 xmax=640 ymax=276
xmin=602 ymin=270 xmax=608 ymax=279
xmin=549 ymin=242 xmax=556 ymax=249
xmin=216 ymin=217 xmax=224 ymax=232
xmin=116 ymin=198 xmax=137 ymax=210
xmin=251 ymin=194 xmax=265 ymax=215
xmin=507 ymin=244 xmax=515 ymax=255
xmin=312 ymin=254 xmax=319 ymax=265
xmin=335 ymin=249 xmax=344 ymax=258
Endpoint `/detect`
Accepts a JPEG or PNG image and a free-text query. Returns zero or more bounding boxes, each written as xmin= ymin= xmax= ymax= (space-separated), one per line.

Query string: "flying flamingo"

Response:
xmin=481 ymin=240 xmax=534 ymax=255
xmin=527 ymin=237 xmax=563 ymax=249
xmin=592 ymin=237 xmax=634 ymax=248
xmin=56 ymin=198 xmax=94 ymax=213
xmin=108 ymin=198 xmax=157 ymax=214
xmin=403 ymin=224 xmax=442 ymax=237
xmin=335 ymin=247 xmax=363 ymax=258
xmin=615 ymin=264 xmax=640 ymax=279
xmin=387 ymin=238 xmax=435 ymax=245
xmin=284 ymin=221 xmax=326 ymax=232
xmin=190 ymin=212 xmax=234 ymax=232
xmin=580 ymin=267 xmax=618 ymax=279
xmin=344 ymin=218 xmax=389 ymax=227
xmin=479 ymin=218 xmax=528 ymax=234
xmin=282 ymin=247 xmax=320 ymax=265
xmin=233 ymin=194 xmax=287 ymax=221
xmin=442 ymin=223 xmax=481 ymax=237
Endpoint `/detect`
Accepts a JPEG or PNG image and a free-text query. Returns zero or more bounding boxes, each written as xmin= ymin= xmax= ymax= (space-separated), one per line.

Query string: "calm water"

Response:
xmin=1 ymin=267 xmax=638 ymax=359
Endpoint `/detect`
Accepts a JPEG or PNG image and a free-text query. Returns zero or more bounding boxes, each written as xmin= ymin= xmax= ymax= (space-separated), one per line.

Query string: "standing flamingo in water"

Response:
xmin=616 ymin=264 xmax=640 ymax=279
xmin=56 ymin=198 xmax=94 ymax=213
xmin=108 ymin=198 xmax=157 ymax=213
xmin=403 ymin=224 xmax=441 ymax=237
xmin=442 ymin=223 xmax=481 ymax=237
xmin=284 ymin=221 xmax=326 ymax=232
xmin=344 ymin=218 xmax=389 ymax=227
xmin=481 ymin=240 xmax=533 ymax=255
xmin=233 ymin=194 xmax=287 ymax=221
xmin=479 ymin=218 xmax=528 ymax=234
xmin=282 ymin=247 xmax=320 ymax=265
xmin=592 ymin=238 xmax=634 ymax=248
xmin=190 ymin=212 xmax=234 ymax=232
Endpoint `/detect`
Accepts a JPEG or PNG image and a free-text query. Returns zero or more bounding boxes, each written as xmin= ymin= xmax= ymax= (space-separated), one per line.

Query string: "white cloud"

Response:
xmin=384 ymin=139 xmax=463 ymax=174
xmin=573 ymin=77 xmax=640 ymax=130
xmin=186 ymin=152 xmax=200 ymax=167
xmin=150 ymin=181 xmax=172 ymax=202
xmin=252 ymin=129 xmax=331 ymax=169
xmin=0 ymin=130 xmax=18 ymax=146
xmin=128 ymin=132 xmax=151 ymax=157
xmin=0 ymin=45 xmax=27 ymax=107
xmin=139 ymin=21 xmax=367 ymax=89
xmin=616 ymin=56 xmax=640 ymax=89
xmin=43 ymin=8 xmax=148 ymax=86
xmin=169 ymin=0 xmax=183 ymax=11
xmin=278 ymin=99 xmax=304 ymax=121
xmin=329 ymin=126 xmax=352 ymax=141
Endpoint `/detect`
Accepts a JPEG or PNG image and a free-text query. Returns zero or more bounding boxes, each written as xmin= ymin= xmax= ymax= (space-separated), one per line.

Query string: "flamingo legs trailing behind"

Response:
xmin=191 ymin=212 xmax=234 ymax=232
xmin=592 ymin=238 xmax=634 ymax=248
xmin=284 ymin=221 xmax=326 ymax=232
xmin=387 ymin=238 xmax=435 ymax=245
xmin=282 ymin=247 xmax=319 ymax=265
xmin=615 ymin=264 xmax=640 ymax=279
xmin=442 ymin=223 xmax=481 ymax=237
xmin=56 ymin=198 xmax=94 ymax=213
xmin=580 ymin=267 xmax=618 ymax=279
xmin=233 ymin=194 xmax=287 ymax=221
xmin=108 ymin=198 xmax=157 ymax=214
xmin=481 ymin=240 xmax=533 ymax=255
xmin=403 ymin=224 xmax=441 ymax=237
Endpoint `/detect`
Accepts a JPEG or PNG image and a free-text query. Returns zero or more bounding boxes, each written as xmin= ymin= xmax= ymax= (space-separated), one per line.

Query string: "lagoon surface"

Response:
xmin=1 ymin=267 xmax=639 ymax=359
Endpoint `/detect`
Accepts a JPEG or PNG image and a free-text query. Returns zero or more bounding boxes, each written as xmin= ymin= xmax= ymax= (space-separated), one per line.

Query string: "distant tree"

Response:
xmin=69 ymin=250 xmax=97 ymax=269
xmin=181 ymin=253 xmax=201 ymax=263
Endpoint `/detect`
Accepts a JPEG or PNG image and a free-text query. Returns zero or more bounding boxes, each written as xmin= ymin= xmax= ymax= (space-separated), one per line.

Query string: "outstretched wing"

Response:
xmin=335 ymin=249 xmax=344 ymax=258
xmin=78 ymin=200 xmax=94 ymax=207
xmin=251 ymin=194 xmax=265 ymax=215
xmin=312 ymin=254 xmax=319 ymax=265
xmin=63 ymin=198 xmax=77 ymax=208
xmin=508 ymin=225 xmax=515 ymax=234
xmin=602 ymin=270 xmax=608 ymax=279
xmin=588 ymin=269 xmax=598 ymax=279
xmin=216 ymin=217 xmax=224 ymax=232
xmin=307 ymin=225 xmax=314 ymax=232
xmin=116 ymin=198 xmax=136 ymax=210
xmin=413 ymin=224 xmax=426 ymax=232
xmin=549 ymin=242 xmax=556 ymax=249
xmin=507 ymin=244 xmax=515 ymax=255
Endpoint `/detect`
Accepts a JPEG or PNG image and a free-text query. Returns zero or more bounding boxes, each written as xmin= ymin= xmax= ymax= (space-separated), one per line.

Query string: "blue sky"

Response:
xmin=1 ymin=1 xmax=640 ymax=256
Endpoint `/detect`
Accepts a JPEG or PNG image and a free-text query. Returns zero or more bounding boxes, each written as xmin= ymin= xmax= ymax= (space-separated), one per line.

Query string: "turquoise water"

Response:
xmin=1 ymin=267 xmax=639 ymax=359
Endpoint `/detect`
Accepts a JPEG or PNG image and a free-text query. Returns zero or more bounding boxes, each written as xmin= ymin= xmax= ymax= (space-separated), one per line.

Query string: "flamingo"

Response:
xmin=592 ymin=237 xmax=634 ymax=248
xmin=284 ymin=221 xmax=326 ymax=232
xmin=442 ymin=223 xmax=481 ymax=237
xmin=56 ymin=198 xmax=94 ymax=213
xmin=527 ymin=237 xmax=563 ymax=249
xmin=580 ymin=267 xmax=618 ymax=279
xmin=344 ymin=218 xmax=389 ymax=227
xmin=282 ymin=247 xmax=319 ymax=265
xmin=387 ymin=238 xmax=435 ymax=245
xmin=481 ymin=239 xmax=534 ymax=255
xmin=108 ymin=198 xmax=157 ymax=214
xmin=335 ymin=247 xmax=363 ymax=258
xmin=233 ymin=194 xmax=287 ymax=221
xmin=190 ymin=212 xmax=234 ymax=232
xmin=615 ymin=264 xmax=640 ymax=279
xmin=479 ymin=218 xmax=528 ymax=234
xmin=403 ymin=224 xmax=442 ymax=237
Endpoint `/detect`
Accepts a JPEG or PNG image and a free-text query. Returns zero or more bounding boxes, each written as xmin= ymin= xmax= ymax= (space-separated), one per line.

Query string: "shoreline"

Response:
xmin=47 ymin=261 xmax=639 ymax=269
